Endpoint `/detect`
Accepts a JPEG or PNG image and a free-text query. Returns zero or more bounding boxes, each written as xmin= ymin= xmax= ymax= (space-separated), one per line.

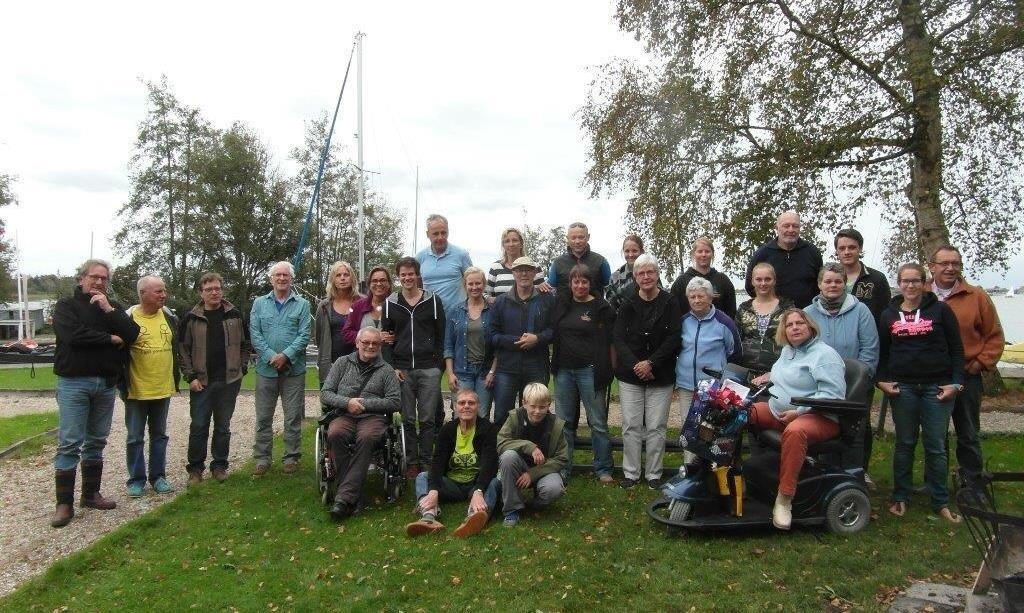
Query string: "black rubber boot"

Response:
xmin=80 ymin=460 xmax=117 ymax=510
xmin=51 ymin=469 xmax=76 ymax=528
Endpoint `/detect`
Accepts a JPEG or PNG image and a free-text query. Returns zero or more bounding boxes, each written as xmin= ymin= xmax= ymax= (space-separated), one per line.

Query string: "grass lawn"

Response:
xmin=5 ymin=432 xmax=1022 ymax=611
xmin=0 ymin=411 xmax=58 ymax=457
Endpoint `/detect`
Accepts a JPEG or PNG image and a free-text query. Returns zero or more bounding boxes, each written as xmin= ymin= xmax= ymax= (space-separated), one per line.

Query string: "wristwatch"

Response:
xmin=951 ymin=384 xmax=964 ymax=393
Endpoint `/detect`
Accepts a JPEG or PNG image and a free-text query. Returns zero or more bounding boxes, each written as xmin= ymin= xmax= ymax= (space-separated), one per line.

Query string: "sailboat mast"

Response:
xmin=356 ymin=31 xmax=366 ymax=285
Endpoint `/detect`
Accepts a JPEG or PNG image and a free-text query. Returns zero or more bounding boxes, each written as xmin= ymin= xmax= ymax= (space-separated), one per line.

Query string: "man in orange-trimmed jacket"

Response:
xmin=928 ymin=245 xmax=1004 ymax=481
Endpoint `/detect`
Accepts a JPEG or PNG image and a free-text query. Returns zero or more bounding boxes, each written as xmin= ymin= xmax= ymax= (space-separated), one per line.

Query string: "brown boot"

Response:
xmin=51 ymin=469 xmax=76 ymax=528
xmin=80 ymin=460 xmax=117 ymax=510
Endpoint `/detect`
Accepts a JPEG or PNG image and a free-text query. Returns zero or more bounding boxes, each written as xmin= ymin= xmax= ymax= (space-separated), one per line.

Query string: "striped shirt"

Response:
xmin=485 ymin=260 xmax=546 ymax=298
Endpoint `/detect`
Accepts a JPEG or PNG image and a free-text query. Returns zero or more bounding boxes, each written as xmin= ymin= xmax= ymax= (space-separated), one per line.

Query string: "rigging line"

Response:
xmin=293 ymin=38 xmax=358 ymax=274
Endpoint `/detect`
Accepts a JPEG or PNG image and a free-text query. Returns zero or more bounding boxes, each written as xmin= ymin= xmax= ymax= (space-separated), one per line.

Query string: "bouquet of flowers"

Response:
xmin=681 ymin=379 xmax=751 ymax=463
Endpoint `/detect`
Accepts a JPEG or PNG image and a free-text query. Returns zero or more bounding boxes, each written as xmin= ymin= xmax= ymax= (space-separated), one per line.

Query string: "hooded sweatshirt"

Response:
xmin=381 ymin=289 xmax=446 ymax=370
xmin=877 ymin=292 xmax=965 ymax=385
xmin=767 ymin=336 xmax=846 ymax=418
xmin=803 ymin=293 xmax=879 ymax=376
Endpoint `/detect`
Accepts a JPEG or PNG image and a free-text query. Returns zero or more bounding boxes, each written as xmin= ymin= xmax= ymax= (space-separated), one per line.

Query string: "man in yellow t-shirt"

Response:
xmin=124 ymin=276 xmax=179 ymax=498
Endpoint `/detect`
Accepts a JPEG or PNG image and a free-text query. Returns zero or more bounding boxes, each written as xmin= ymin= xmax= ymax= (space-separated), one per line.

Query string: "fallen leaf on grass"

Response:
xmin=451 ymin=576 xmax=462 ymax=586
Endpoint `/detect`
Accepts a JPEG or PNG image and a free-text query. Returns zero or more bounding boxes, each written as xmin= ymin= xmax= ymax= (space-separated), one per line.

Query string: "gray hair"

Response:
xmin=685 ymin=276 xmax=715 ymax=297
xmin=632 ymin=253 xmax=659 ymax=274
xmin=356 ymin=326 xmax=382 ymax=342
xmin=136 ymin=275 xmax=164 ymax=294
xmin=776 ymin=210 xmax=801 ymax=224
xmin=268 ymin=261 xmax=295 ymax=278
xmin=76 ymin=259 xmax=111 ymax=280
xmin=425 ymin=214 xmax=448 ymax=228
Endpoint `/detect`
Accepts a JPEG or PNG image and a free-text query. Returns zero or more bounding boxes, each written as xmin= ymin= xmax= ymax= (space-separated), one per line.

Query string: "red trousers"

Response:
xmin=748 ymin=402 xmax=840 ymax=496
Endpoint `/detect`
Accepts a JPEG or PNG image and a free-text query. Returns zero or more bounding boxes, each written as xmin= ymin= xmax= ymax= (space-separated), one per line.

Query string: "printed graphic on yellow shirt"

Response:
xmin=128 ymin=309 xmax=174 ymax=400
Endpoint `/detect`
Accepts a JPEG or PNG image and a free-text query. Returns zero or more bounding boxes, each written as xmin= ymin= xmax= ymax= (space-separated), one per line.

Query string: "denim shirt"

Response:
xmin=249 ymin=291 xmax=311 ymax=378
xmin=444 ymin=301 xmax=492 ymax=374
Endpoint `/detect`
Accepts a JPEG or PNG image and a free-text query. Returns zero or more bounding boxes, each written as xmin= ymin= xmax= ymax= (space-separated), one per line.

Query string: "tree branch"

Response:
xmin=773 ymin=0 xmax=911 ymax=109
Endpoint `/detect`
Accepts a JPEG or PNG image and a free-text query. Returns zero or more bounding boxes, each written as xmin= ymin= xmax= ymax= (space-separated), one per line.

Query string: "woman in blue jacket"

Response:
xmin=444 ymin=267 xmax=495 ymax=418
xmin=675 ymin=277 xmax=741 ymax=420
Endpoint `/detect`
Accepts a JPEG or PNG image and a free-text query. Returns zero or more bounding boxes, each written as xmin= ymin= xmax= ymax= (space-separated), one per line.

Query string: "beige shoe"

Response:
xmin=453 ymin=510 xmax=489 ymax=538
xmin=772 ymin=493 xmax=793 ymax=530
xmin=405 ymin=519 xmax=445 ymax=538
xmin=598 ymin=474 xmax=616 ymax=484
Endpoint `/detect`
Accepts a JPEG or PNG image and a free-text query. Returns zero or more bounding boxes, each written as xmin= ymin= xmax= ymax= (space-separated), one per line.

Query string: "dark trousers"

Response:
xmin=950 ymin=373 xmax=985 ymax=477
xmin=187 ymin=379 xmax=242 ymax=473
xmin=327 ymin=414 xmax=388 ymax=505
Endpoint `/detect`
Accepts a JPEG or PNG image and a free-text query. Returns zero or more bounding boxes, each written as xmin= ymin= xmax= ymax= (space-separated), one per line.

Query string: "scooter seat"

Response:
xmin=756 ymin=429 xmax=846 ymax=456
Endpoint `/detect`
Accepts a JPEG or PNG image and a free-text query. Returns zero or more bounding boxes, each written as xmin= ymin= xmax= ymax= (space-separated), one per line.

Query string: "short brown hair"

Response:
xmin=395 ymin=256 xmax=420 ymax=276
xmin=568 ymin=263 xmax=591 ymax=282
xmin=774 ymin=308 xmax=820 ymax=347
xmin=897 ymin=262 xmax=928 ymax=284
xmin=198 ymin=272 xmax=223 ymax=290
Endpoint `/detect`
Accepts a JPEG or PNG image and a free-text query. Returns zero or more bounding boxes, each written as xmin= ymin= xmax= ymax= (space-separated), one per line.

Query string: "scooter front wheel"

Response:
xmin=825 ymin=488 xmax=871 ymax=534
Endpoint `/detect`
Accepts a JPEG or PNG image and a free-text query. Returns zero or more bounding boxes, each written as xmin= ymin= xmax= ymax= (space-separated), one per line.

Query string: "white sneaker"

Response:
xmin=772 ymin=493 xmax=792 ymax=530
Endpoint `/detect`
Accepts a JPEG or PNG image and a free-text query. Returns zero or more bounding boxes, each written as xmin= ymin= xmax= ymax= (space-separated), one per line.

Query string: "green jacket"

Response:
xmin=497 ymin=408 xmax=569 ymax=483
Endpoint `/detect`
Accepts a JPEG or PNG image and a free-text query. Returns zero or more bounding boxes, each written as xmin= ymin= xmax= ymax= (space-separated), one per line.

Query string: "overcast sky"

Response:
xmin=2 ymin=1 xmax=1021 ymax=287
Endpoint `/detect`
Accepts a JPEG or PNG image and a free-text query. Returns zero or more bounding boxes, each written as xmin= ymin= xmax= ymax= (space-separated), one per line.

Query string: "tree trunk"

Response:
xmin=899 ymin=0 xmax=950 ymax=263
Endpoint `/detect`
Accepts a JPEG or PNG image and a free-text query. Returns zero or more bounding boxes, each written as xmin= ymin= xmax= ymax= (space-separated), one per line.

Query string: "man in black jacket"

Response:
xmin=50 ymin=259 xmax=140 ymax=528
xmin=834 ymin=228 xmax=891 ymax=323
xmin=382 ymin=256 xmax=446 ymax=478
xmin=744 ymin=210 xmax=823 ymax=308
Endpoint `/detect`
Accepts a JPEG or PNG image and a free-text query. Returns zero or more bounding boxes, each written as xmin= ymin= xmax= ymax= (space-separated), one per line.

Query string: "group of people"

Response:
xmin=50 ymin=210 xmax=1004 ymax=536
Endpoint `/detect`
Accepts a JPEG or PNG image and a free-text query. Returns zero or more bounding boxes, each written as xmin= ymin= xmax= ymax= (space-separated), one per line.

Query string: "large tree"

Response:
xmin=582 ymin=0 xmax=1024 ymax=276
xmin=290 ymin=114 xmax=404 ymax=296
xmin=191 ymin=123 xmax=302 ymax=312
xmin=115 ymin=76 xmax=213 ymax=297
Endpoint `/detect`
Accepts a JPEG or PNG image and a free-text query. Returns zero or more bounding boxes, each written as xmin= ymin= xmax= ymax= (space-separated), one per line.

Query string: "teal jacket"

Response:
xmin=250 ymin=291 xmax=311 ymax=378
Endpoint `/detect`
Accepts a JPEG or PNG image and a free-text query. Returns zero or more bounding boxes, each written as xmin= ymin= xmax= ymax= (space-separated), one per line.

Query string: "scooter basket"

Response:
xmin=682 ymin=379 xmax=749 ymax=464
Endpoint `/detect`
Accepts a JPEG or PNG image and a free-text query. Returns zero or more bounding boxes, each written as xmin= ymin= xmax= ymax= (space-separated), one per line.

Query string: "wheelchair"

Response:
xmin=314 ymin=411 xmax=408 ymax=507
xmin=649 ymin=358 xmax=873 ymax=535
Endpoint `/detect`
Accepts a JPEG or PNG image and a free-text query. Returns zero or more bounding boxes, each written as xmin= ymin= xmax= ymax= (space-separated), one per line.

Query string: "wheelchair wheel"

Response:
xmin=384 ymin=422 xmax=406 ymax=503
xmin=825 ymin=488 xmax=870 ymax=534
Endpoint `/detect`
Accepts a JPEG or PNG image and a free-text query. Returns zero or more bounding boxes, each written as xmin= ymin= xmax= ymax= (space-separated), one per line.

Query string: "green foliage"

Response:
xmin=290 ymin=114 xmax=404 ymax=298
xmin=582 ymin=0 xmax=1024 ymax=276
xmin=5 ymin=431 xmax=1022 ymax=610
xmin=0 ymin=173 xmax=18 ymax=299
xmin=522 ymin=223 xmax=566 ymax=274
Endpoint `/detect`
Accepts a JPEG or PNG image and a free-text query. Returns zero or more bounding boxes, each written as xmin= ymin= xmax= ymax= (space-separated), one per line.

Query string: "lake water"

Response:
xmin=992 ymin=295 xmax=1022 ymax=344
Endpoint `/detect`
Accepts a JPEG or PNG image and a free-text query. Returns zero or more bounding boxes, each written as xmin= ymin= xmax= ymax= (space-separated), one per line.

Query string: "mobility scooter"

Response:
xmin=647 ymin=359 xmax=873 ymax=535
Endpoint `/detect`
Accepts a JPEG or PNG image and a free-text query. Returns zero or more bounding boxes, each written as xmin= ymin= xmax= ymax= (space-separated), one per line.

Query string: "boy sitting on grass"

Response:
xmin=495 ymin=383 xmax=568 ymax=526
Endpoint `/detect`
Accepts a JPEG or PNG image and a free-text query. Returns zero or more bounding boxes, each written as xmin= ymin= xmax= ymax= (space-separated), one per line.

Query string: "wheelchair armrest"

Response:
xmin=790 ymin=397 xmax=868 ymax=417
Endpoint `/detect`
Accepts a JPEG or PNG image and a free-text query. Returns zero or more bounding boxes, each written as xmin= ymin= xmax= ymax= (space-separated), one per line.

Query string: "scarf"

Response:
xmin=820 ymin=291 xmax=847 ymax=314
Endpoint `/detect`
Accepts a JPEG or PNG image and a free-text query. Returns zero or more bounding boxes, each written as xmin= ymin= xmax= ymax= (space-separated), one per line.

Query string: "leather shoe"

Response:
xmin=330 ymin=502 xmax=353 ymax=521
xmin=187 ymin=472 xmax=203 ymax=487
xmin=81 ymin=491 xmax=117 ymax=510
xmin=212 ymin=468 xmax=228 ymax=483
xmin=51 ymin=503 xmax=74 ymax=528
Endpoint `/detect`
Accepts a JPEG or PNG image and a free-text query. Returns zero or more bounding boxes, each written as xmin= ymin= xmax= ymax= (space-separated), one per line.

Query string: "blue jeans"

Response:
xmin=54 ymin=376 xmax=117 ymax=470
xmin=414 ymin=471 xmax=500 ymax=515
xmin=492 ymin=363 xmax=549 ymax=428
xmin=125 ymin=397 xmax=171 ymax=486
xmin=454 ymin=365 xmax=493 ymax=418
xmin=554 ymin=367 xmax=612 ymax=477
xmin=187 ymin=380 xmax=242 ymax=472
xmin=891 ymin=382 xmax=954 ymax=511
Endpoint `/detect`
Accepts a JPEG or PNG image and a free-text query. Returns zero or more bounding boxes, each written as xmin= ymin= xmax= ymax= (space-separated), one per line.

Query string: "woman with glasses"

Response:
xmin=315 ymin=261 xmax=363 ymax=387
xmin=342 ymin=266 xmax=395 ymax=364
xmin=877 ymin=263 xmax=964 ymax=523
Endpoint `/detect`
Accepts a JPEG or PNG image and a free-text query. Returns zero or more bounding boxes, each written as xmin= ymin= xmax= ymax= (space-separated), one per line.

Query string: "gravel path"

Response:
xmin=1 ymin=390 xmax=1021 ymax=598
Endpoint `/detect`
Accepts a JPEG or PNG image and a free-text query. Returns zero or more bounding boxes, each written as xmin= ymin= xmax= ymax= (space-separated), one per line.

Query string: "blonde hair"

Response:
xmin=521 ymin=382 xmax=551 ymax=406
xmin=325 ymin=261 xmax=359 ymax=300
xmin=774 ymin=308 xmax=820 ymax=347
xmin=462 ymin=266 xmax=486 ymax=292
xmin=500 ymin=227 xmax=526 ymax=262
xmin=690 ymin=236 xmax=714 ymax=255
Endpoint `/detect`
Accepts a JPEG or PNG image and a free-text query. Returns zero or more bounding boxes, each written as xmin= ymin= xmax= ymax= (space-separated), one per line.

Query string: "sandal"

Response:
xmin=888 ymin=501 xmax=906 ymax=517
xmin=938 ymin=507 xmax=962 ymax=524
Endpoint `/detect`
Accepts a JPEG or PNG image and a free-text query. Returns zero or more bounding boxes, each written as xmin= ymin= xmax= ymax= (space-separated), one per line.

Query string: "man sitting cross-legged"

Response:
xmin=495 ymin=383 xmax=568 ymax=527
xmin=320 ymin=326 xmax=402 ymax=521
xmin=406 ymin=389 xmax=500 ymax=538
